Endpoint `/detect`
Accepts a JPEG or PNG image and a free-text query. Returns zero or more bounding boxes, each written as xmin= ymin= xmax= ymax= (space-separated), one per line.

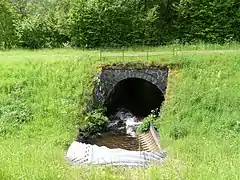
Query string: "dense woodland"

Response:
xmin=1 ymin=0 xmax=240 ymax=49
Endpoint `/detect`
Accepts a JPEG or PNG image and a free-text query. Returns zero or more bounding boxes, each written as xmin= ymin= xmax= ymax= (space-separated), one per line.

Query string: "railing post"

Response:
xmin=99 ymin=48 xmax=102 ymax=61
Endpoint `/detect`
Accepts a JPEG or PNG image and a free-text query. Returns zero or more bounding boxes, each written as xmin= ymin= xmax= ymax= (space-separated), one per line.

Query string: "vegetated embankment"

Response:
xmin=0 ymin=47 xmax=239 ymax=179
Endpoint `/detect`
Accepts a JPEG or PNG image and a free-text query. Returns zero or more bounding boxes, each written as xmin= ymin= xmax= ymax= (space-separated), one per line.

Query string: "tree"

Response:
xmin=14 ymin=0 xmax=70 ymax=48
xmin=174 ymin=0 xmax=240 ymax=43
xmin=0 ymin=0 xmax=17 ymax=49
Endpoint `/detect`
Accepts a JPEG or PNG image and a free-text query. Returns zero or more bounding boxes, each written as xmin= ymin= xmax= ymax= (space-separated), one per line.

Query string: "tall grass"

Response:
xmin=0 ymin=46 xmax=239 ymax=179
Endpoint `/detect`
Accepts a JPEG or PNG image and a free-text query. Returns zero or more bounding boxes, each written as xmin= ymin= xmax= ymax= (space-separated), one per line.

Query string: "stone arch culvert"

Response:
xmin=67 ymin=63 xmax=171 ymax=167
xmin=93 ymin=63 xmax=169 ymax=118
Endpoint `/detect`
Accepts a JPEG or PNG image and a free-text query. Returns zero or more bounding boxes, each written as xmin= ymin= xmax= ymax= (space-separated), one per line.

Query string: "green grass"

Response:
xmin=0 ymin=44 xmax=239 ymax=179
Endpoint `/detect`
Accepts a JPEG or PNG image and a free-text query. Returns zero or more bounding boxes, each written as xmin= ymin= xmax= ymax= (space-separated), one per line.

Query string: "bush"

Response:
xmin=15 ymin=0 xmax=70 ymax=49
xmin=137 ymin=112 xmax=159 ymax=133
xmin=69 ymin=0 xmax=161 ymax=48
xmin=16 ymin=15 xmax=69 ymax=49
xmin=2 ymin=0 xmax=240 ymax=48
xmin=78 ymin=108 xmax=108 ymax=137
xmin=0 ymin=0 xmax=17 ymax=49
xmin=174 ymin=0 xmax=240 ymax=43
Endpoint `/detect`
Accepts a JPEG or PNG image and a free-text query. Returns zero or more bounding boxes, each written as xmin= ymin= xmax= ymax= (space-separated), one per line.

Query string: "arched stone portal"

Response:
xmin=93 ymin=65 xmax=169 ymax=117
xmin=105 ymin=78 xmax=165 ymax=117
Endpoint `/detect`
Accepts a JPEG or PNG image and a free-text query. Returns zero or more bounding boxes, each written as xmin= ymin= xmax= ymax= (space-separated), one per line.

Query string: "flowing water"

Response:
xmin=87 ymin=107 xmax=143 ymax=151
xmin=87 ymin=133 xmax=140 ymax=151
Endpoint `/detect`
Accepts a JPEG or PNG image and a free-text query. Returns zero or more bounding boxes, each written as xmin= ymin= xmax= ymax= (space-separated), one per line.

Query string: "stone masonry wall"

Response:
xmin=93 ymin=67 xmax=169 ymax=107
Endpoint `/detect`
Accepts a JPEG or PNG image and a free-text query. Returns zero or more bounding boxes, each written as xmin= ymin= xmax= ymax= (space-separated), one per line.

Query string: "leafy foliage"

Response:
xmin=0 ymin=79 xmax=33 ymax=135
xmin=174 ymin=0 xmax=240 ymax=43
xmin=78 ymin=108 xmax=108 ymax=138
xmin=16 ymin=15 xmax=69 ymax=49
xmin=0 ymin=0 xmax=17 ymax=49
xmin=137 ymin=112 xmax=159 ymax=133
xmin=1 ymin=0 xmax=240 ymax=48
xmin=69 ymin=0 xmax=160 ymax=47
xmin=15 ymin=0 xmax=70 ymax=49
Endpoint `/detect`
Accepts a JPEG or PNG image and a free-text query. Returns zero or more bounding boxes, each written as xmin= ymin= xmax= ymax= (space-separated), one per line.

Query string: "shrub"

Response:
xmin=0 ymin=0 xmax=17 ymax=49
xmin=78 ymin=108 xmax=108 ymax=137
xmin=174 ymin=0 xmax=240 ymax=43
xmin=137 ymin=112 xmax=159 ymax=133
xmin=15 ymin=0 xmax=70 ymax=49
xmin=16 ymin=14 xmax=69 ymax=49
xmin=69 ymin=0 xmax=161 ymax=48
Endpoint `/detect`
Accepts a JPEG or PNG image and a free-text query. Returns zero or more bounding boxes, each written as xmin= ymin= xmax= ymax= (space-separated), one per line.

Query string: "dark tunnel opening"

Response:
xmin=105 ymin=78 xmax=165 ymax=118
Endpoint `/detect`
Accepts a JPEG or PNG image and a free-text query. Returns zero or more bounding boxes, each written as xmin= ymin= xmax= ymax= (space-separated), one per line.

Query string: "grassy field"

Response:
xmin=0 ymin=44 xmax=240 ymax=179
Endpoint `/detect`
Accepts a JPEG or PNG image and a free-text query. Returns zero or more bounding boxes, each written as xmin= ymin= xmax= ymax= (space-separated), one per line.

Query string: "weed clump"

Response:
xmin=169 ymin=123 xmax=188 ymax=140
xmin=77 ymin=108 xmax=108 ymax=139
xmin=137 ymin=112 xmax=159 ymax=134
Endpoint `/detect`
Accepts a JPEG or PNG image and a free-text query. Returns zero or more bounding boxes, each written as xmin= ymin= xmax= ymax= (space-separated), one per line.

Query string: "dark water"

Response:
xmin=84 ymin=107 xmax=143 ymax=151
xmin=87 ymin=133 xmax=140 ymax=151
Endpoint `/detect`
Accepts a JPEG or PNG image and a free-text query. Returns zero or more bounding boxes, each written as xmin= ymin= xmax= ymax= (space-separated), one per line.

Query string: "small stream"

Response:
xmin=87 ymin=133 xmax=139 ymax=151
xmin=67 ymin=107 xmax=166 ymax=166
xmin=87 ymin=107 xmax=143 ymax=151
